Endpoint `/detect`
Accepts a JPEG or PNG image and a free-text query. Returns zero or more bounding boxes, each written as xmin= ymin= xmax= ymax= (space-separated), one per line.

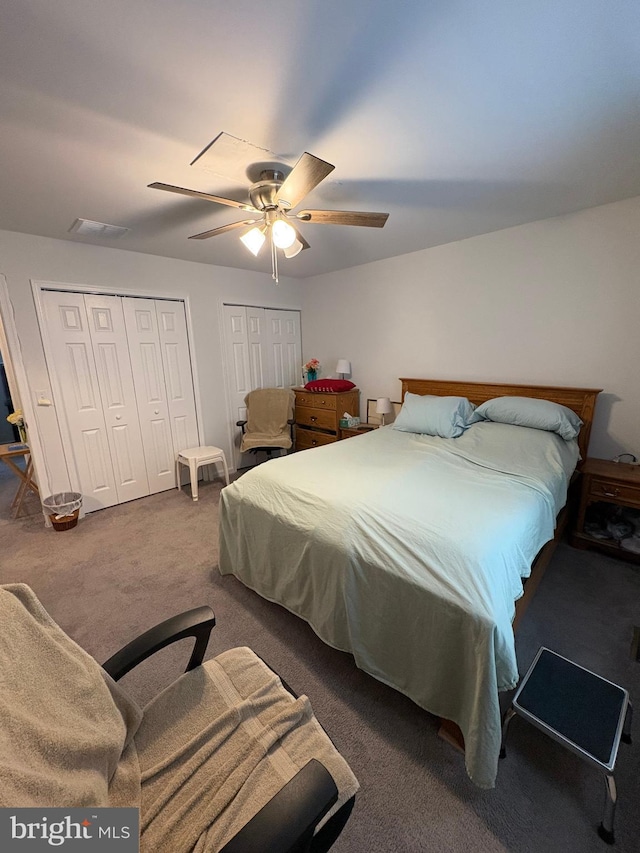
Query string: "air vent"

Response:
xmin=69 ymin=218 xmax=130 ymax=239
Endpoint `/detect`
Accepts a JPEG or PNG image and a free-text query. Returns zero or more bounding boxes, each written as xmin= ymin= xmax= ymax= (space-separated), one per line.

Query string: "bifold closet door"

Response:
xmin=122 ymin=297 xmax=176 ymax=494
xmin=122 ymin=298 xmax=198 ymax=491
xmin=41 ymin=291 xmax=149 ymax=511
xmin=155 ymin=301 xmax=199 ymax=454
xmin=265 ymin=309 xmax=302 ymax=388
xmin=222 ymin=304 xmax=301 ymax=470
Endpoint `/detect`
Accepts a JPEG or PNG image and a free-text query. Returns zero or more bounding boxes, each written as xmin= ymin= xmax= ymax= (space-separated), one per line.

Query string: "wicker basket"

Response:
xmin=48 ymin=510 xmax=80 ymax=531
xmin=42 ymin=492 xmax=83 ymax=532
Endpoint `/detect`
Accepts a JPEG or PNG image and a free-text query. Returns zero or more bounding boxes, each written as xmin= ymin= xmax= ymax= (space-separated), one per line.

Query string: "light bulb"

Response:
xmin=271 ymin=218 xmax=296 ymax=249
xmin=240 ymin=227 xmax=266 ymax=256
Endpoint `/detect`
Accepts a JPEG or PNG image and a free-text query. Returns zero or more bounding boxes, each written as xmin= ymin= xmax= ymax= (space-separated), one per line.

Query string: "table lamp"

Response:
xmin=376 ymin=397 xmax=392 ymax=425
xmin=336 ymin=359 xmax=351 ymax=380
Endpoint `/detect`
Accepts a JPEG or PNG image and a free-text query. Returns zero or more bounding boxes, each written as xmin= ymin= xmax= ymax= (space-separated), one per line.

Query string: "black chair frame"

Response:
xmin=102 ymin=607 xmax=355 ymax=853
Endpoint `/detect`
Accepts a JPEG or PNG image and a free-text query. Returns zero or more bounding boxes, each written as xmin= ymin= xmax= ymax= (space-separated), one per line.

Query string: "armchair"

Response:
xmin=0 ymin=584 xmax=357 ymax=853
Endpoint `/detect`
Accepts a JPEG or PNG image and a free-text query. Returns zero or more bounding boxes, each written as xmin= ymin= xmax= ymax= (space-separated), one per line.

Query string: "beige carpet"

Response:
xmin=1 ymin=463 xmax=639 ymax=852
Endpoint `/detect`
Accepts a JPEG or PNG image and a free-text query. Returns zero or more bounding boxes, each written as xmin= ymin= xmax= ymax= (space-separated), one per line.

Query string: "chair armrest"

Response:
xmin=236 ymin=419 xmax=247 ymax=434
xmin=102 ymin=606 xmax=215 ymax=681
xmin=219 ymin=759 xmax=338 ymax=853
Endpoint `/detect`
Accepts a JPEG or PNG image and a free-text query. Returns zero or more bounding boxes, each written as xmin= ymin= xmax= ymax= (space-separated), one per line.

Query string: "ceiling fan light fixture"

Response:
xmin=240 ymin=225 xmax=266 ymax=256
xmin=283 ymin=237 xmax=304 ymax=259
xmin=271 ymin=218 xmax=296 ymax=250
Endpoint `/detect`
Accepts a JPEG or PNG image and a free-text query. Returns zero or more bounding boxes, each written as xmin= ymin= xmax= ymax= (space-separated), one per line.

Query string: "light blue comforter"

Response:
xmin=219 ymin=421 xmax=578 ymax=788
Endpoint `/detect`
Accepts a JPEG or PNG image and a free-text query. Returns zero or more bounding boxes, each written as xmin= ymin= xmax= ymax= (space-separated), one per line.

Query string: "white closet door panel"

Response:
xmin=41 ymin=291 xmax=118 ymax=511
xmin=82 ymin=428 xmax=112 ymax=492
xmin=172 ymin=415 xmax=190 ymax=454
xmin=222 ymin=305 xmax=259 ymax=469
xmin=273 ymin=343 xmax=284 ymax=387
xmin=85 ymin=295 xmax=149 ymax=502
xmin=246 ymin=306 xmax=268 ymax=388
xmin=266 ymin=310 xmax=302 ymax=388
xmin=155 ymin=301 xmax=199 ymax=453
xmin=123 ymin=297 xmax=175 ymax=494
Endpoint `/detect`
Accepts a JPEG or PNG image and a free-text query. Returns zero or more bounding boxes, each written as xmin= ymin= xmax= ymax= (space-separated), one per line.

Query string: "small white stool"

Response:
xmin=176 ymin=446 xmax=230 ymax=501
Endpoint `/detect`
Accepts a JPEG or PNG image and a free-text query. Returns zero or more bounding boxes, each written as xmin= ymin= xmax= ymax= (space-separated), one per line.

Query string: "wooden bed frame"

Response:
xmin=399 ymin=378 xmax=602 ymax=749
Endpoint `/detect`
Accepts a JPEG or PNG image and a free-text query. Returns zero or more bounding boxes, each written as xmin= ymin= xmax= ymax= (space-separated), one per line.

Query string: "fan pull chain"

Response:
xmin=271 ymin=234 xmax=279 ymax=284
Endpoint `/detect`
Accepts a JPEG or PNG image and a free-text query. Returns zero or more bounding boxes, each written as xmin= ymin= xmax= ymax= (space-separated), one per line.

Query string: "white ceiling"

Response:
xmin=1 ymin=1 xmax=639 ymax=279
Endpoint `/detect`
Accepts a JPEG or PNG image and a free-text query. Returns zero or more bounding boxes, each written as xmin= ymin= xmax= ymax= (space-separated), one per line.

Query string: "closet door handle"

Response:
xmin=115 ymin=415 xmax=122 ymax=420
xmin=154 ymin=410 xmax=159 ymax=414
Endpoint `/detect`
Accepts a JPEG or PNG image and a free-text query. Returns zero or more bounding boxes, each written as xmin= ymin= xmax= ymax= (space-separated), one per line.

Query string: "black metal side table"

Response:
xmin=500 ymin=647 xmax=632 ymax=845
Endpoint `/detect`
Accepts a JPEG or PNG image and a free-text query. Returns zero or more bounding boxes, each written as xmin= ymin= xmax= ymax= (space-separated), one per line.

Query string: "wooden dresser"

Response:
xmin=294 ymin=388 xmax=359 ymax=450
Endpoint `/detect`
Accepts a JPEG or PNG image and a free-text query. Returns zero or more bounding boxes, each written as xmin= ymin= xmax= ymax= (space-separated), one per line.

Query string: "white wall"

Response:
xmin=300 ymin=196 xmax=640 ymax=460
xmin=0 ymin=230 xmax=301 ymax=496
xmin=2 ymin=193 xmax=638 ymax=502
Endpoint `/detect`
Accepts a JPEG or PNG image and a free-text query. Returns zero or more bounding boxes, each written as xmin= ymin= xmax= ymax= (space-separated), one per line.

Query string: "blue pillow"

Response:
xmin=392 ymin=393 xmax=475 ymax=438
xmin=470 ymin=396 xmax=582 ymax=440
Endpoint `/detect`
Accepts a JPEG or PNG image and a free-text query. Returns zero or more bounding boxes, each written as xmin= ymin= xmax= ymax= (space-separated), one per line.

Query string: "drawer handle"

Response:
xmin=310 ymin=416 xmax=317 ymax=422
xmin=599 ymin=487 xmax=620 ymax=498
xmin=311 ymin=439 xmax=318 ymax=446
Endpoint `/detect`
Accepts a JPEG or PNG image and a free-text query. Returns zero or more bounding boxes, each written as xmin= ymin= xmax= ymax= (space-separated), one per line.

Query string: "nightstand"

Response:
xmin=339 ymin=423 xmax=379 ymax=440
xmin=571 ymin=458 xmax=640 ymax=562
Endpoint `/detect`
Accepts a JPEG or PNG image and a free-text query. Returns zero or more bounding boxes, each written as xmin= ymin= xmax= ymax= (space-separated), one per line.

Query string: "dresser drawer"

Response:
xmin=588 ymin=477 xmax=640 ymax=508
xmin=295 ymin=392 xmax=337 ymax=410
xmin=295 ymin=405 xmax=336 ymax=431
xmin=295 ymin=428 xmax=336 ymax=450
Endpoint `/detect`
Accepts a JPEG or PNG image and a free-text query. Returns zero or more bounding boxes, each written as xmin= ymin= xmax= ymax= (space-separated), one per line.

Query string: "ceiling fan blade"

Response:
xmin=148 ymin=182 xmax=258 ymax=212
xmin=189 ymin=219 xmax=261 ymax=240
xmin=276 ymin=153 xmax=335 ymax=209
xmin=296 ymin=209 xmax=389 ymax=227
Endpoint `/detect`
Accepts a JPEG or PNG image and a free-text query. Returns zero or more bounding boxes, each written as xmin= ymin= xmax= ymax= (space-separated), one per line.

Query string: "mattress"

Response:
xmin=219 ymin=420 xmax=579 ymax=787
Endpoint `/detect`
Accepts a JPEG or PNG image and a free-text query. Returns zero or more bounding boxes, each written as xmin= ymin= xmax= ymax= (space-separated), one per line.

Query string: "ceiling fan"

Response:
xmin=149 ymin=133 xmax=389 ymax=282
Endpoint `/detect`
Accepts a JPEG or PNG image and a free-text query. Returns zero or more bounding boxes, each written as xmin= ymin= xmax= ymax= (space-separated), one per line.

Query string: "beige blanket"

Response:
xmin=0 ymin=584 xmax=358 ymax=852
xmin=240 ymin=388 xmax=295 ymax=451
xmin=137 ymin=647 xmax=359 ymax=851
xmin=0 ymin=583 xmax=142 ymax=808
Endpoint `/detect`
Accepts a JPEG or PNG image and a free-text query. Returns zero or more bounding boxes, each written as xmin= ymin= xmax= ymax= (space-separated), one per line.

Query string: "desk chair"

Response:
xmin=237 ymin=388 xmax=295 ymax=460
xmin=1 ymin=584 xmax=357 ymax=853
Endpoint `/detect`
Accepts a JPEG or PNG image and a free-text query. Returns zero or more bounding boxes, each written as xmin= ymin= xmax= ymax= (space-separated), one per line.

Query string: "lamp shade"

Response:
xmin=283 ymin=237 xmax=304 ymax=259
xmin=335 ymin=359 xmax=351 ymax=377
xmin=240 ymin=226 xmax=266 ymax=256
xmin=376 ymin=397 xmax=392 ymax=415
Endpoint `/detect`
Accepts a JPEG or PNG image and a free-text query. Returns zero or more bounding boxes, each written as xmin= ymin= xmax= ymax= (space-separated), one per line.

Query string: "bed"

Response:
xmin=218 ymin=379 xmax=600 ymax=788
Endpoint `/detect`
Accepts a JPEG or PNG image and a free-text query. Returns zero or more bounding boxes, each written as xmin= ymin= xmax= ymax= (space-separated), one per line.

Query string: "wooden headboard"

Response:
xmin=399 ymin=378 xmax=602 ymax=461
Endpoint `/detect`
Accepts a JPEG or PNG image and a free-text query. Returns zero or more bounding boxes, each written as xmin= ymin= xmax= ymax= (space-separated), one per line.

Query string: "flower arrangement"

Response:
xmin=7 ymin=409 xmax=27 ymax=442
xmin=303 ymin=358 xmax=320 ymax=382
